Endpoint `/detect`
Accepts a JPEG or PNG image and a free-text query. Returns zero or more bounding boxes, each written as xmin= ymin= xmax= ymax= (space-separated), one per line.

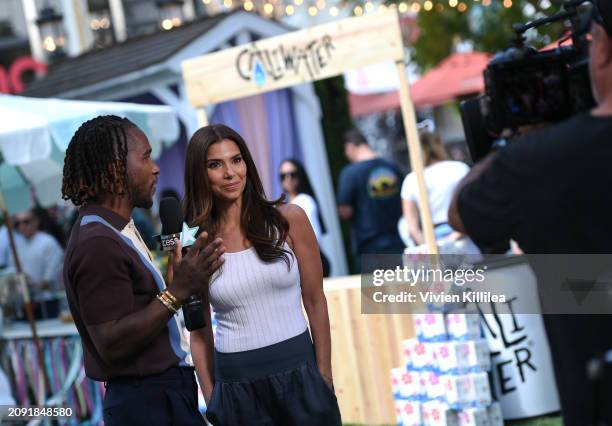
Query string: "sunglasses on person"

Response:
xmin=280 ymin=171 xmax=298 ymax=181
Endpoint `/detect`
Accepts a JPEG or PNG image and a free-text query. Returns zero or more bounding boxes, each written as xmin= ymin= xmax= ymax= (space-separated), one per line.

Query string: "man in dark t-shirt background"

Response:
xmin=337 ymin=129 xmax=405 ymax=272
xmin=61 ymin=115 xmax=225 ymax=425
xmin=449 ymin=2 xmax=612 ymax=424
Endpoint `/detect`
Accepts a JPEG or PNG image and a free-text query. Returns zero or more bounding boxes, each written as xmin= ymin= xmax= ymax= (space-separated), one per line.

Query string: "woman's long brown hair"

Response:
xmin=184 ymin=124 xmax=291 ymax=267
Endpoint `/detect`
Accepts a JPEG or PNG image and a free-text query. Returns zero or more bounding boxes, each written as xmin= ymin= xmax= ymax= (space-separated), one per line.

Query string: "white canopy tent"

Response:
xmin=0 ymin=95 xmax=180 ymax=214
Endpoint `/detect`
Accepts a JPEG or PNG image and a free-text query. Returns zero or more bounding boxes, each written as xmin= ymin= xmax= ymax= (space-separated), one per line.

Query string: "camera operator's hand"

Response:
xmin=166 ymin=233 xmax=225 ymax=303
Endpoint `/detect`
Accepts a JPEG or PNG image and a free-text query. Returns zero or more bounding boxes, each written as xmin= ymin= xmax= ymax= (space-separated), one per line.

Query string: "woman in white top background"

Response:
xmin=183 ymin=124 xmax=341 ymax=426
xmin=279 ymin=158 xmax=331 ymax=277
xmin=401 ymin=131 xmax=470 ymax=246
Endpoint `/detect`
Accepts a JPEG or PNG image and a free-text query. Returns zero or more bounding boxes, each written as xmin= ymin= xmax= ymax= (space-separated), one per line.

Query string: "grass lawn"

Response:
xmin=508 ymin=415 xmax=563 ymax=426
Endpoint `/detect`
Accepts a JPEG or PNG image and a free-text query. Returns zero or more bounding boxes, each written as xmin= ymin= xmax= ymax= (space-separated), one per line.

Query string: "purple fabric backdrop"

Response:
xmin=264 ymin=89 xmax=302 ymax=199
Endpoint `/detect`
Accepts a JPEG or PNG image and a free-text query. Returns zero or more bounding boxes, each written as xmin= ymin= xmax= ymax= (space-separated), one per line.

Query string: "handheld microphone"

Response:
xmin=158 ymin=197 xmax=206 ymax=331
xmin=158 ymin=198 xmax=183 ymax=252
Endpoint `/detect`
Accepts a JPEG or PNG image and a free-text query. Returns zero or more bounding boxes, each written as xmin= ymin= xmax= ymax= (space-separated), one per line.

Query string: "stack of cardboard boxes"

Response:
xmin=392 ymin=313 xmax=503 ymax=426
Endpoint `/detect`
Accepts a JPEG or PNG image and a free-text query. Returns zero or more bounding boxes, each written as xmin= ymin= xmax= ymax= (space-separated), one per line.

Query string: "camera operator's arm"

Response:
xmin=448 ymin=152 xmax=498 ymax=233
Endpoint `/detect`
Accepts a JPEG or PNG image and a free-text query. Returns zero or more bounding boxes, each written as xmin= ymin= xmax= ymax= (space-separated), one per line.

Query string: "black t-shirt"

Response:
xmin=458 ymin=112 xmax=612 ymax=425
xmin=337 ymin=158 xmax=404 ymax=252
xmin=459 ymin=112 xmax=612 ymax=254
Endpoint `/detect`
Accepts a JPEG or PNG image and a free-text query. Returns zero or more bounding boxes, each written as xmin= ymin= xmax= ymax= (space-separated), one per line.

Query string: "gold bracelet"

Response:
xmin=158 ymin=292 xmax=178 ymax=313
xmin=160 ymin=289 xmax=182 ymax=311
xmin=157 ymin=293 xmax=178 ymax=314
xmin=163 ymin=289 xmax=179 ymax=305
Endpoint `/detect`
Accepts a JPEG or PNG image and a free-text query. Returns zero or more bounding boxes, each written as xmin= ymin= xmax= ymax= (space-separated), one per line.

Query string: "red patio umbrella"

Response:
xmin=410 ymin=51 xmax=490 ymax=108
xmin=347 ymin=51 xmax=490 ymax=118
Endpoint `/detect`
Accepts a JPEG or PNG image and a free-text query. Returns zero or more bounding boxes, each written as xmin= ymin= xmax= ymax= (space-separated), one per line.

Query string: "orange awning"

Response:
xmin=410 ymin=52 xmax=490 ymax=108
xmin=348 ymin=52 xmax=490 ymax=117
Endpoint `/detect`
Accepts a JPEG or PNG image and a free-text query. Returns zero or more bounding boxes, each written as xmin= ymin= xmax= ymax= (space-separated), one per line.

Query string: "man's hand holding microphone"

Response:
xmin=158 ymin=197 xmax=224 ymax=330
xmin=166 ymin=232 xmax=225 ymax=305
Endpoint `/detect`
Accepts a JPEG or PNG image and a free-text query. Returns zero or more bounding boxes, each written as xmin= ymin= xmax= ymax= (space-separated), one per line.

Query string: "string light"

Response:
xmin=202 ymin=0 xmax=212 ymax=4
xmin=503 ymin=0 xmax=512 ymax=7
xmin=43 ymin=36 xmax=57 ymax=51
xmin=225 ymin=0 xmax=486 ymax=17
xmin=161 ymin=19 xmax=173 ymax=30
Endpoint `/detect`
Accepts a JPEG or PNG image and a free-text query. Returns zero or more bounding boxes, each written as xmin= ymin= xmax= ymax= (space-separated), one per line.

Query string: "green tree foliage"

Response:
xmin=392 ymin=0 xmax=566 ymax=71
xmin=314 ymin=76 xmax=355 ymax=271
xmin=411 ymin=4 xmax=470 ymax=70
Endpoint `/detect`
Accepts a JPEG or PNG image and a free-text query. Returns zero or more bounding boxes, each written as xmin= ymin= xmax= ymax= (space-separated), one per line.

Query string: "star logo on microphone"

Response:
xmin=181 ymin=222 xmax=199 ymax=247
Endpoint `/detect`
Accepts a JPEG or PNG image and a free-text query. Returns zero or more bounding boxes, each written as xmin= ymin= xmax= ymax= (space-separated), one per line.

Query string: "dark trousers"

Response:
xmin=103 ymin=366 xmax=206 ymax=426
xmin=206 ymin=330 xmax=342 ymax=426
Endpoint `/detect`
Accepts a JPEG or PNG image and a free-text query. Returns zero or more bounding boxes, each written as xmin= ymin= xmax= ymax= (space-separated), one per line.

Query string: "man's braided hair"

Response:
xmin=62 ymin=115 xmax=136 ymax=206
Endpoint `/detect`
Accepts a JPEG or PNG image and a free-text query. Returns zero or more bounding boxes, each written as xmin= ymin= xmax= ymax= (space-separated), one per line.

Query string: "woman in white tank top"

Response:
xmin=183 ymin=124 xmax=341 ymax=426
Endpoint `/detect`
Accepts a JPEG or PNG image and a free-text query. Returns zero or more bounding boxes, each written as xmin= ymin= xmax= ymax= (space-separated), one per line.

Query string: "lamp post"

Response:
xmin=157 ymin=0 xmax=185 ymax=31
xmin=35 ymin=5 xmax=66 ymax=61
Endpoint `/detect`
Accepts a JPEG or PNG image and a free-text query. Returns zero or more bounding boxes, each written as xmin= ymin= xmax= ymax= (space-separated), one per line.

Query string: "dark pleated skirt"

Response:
xmin=205 ymin=330 xmax=342 ymax=426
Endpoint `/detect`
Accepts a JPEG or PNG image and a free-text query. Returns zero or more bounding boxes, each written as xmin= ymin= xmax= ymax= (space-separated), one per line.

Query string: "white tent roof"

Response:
xmin=0 ymin=95 xmax=180 ymax=214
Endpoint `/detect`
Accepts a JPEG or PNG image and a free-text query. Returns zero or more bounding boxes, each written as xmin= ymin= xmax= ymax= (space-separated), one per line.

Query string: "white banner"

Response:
xmin=478 ymin=258 xmax=560 ymax=420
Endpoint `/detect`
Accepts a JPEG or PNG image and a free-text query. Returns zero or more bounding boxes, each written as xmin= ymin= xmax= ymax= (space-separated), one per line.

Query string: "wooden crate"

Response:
xmin=322 ymin=275 xmax=415 ymax=425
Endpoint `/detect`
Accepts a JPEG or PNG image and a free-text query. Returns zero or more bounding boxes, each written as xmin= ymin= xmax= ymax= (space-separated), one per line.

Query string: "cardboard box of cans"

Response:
xmin=402 ymin=338 xmax=490 ymax=373
xmin=394 ymin=400 xmax=504 ymax=426
xmin=391 ymin=368 xmax=491 ymax=406
xmin=414 ymin=313 xmax=481 ymax=343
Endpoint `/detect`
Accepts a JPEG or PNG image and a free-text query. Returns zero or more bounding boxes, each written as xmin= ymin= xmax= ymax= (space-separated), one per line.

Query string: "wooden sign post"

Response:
xmin=182 ymin=9 xmax=438 ymax=254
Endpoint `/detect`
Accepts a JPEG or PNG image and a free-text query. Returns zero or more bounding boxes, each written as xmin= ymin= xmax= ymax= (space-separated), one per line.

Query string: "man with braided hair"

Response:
xmin=62 ymin=115 xmax=226 ymax=425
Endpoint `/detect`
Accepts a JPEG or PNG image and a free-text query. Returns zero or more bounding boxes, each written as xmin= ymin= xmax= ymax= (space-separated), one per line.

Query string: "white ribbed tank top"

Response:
xmin=209 ymin=243 xmax=308 ymax=353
